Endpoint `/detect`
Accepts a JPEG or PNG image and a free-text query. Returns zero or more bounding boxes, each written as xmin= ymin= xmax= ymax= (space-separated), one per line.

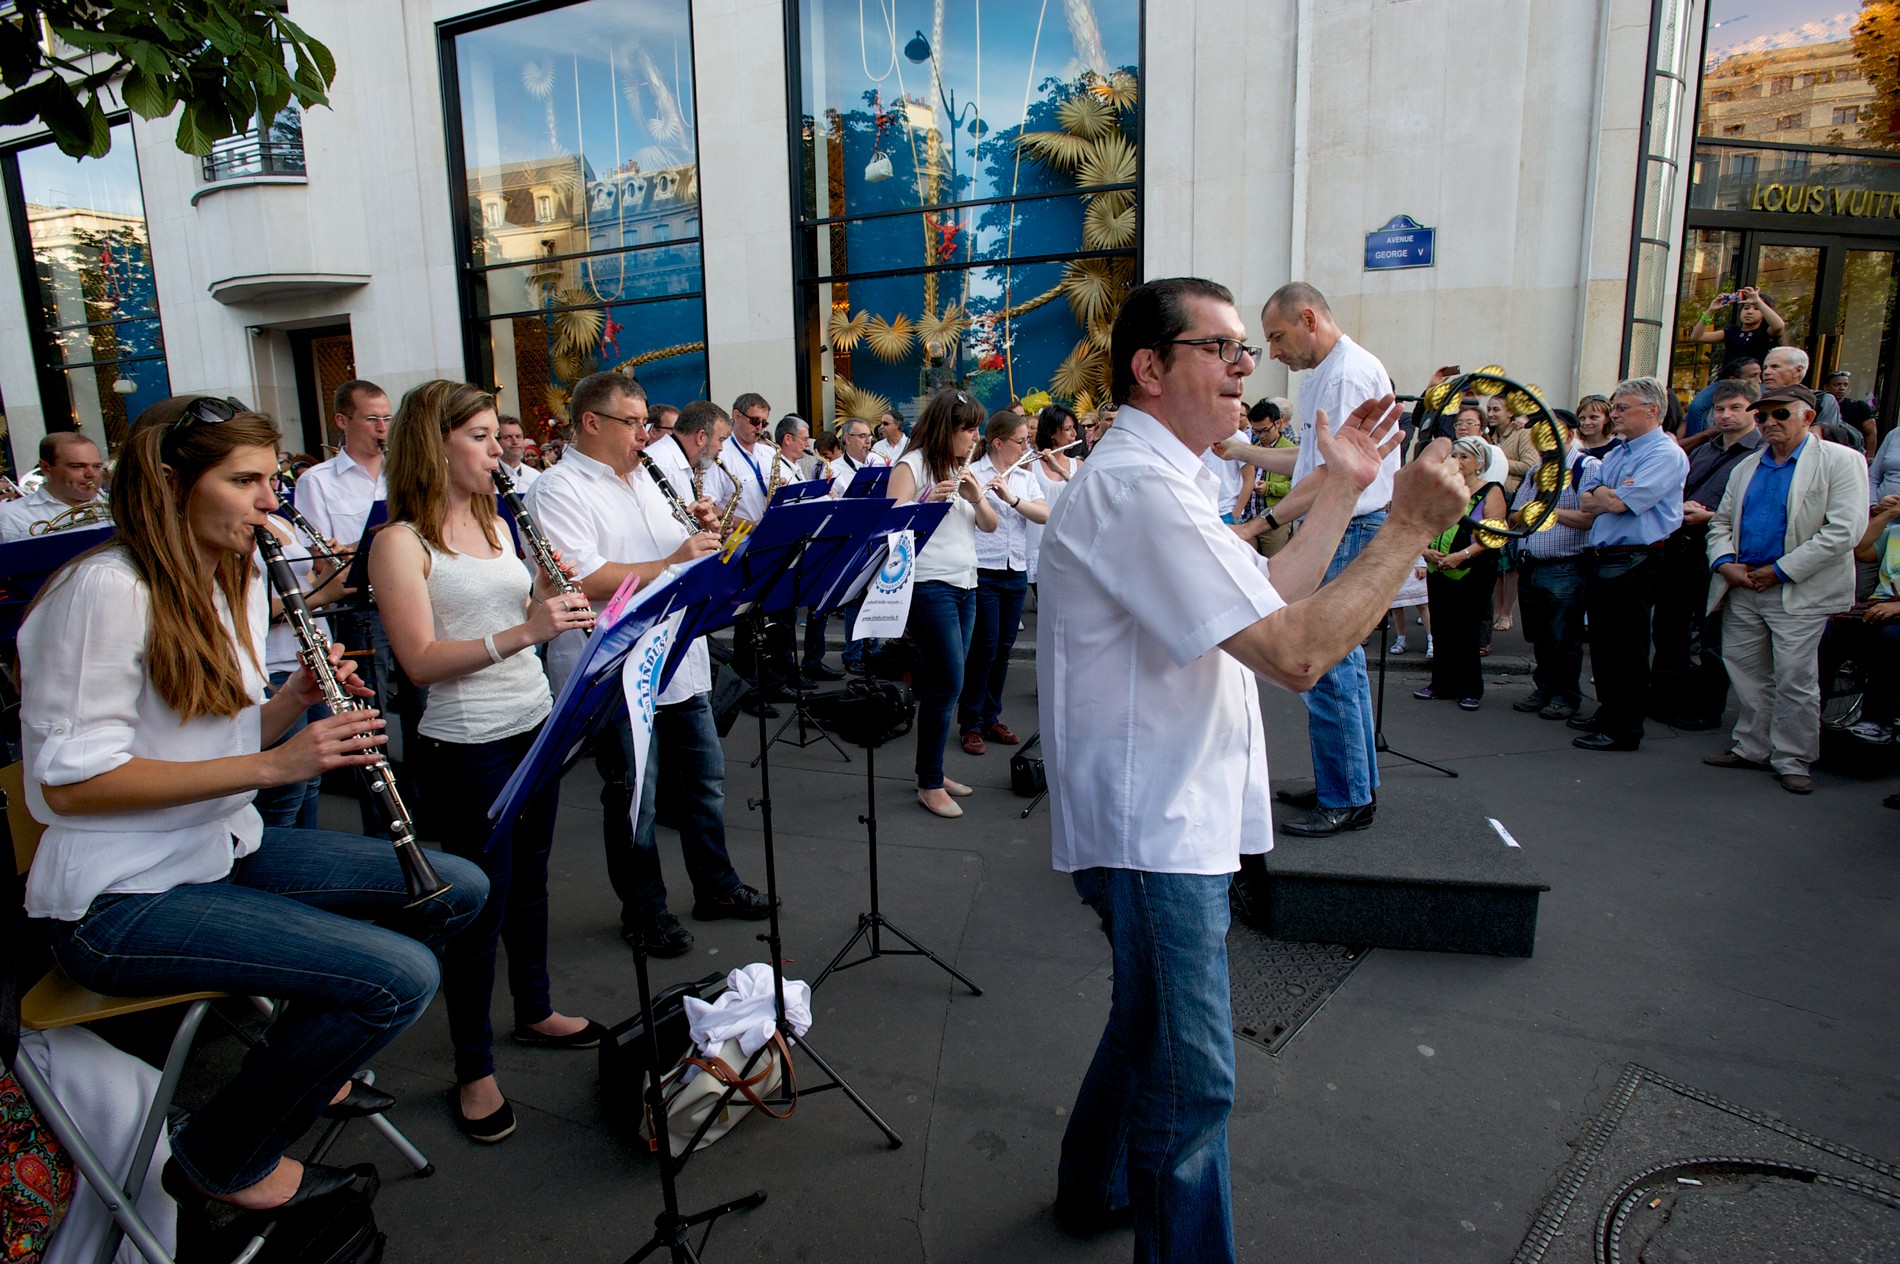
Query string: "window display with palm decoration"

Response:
xmin=793 ymin=0 xmax=1140 ymax=425
xmin=444 ymin=0 xmax=707 ymax=441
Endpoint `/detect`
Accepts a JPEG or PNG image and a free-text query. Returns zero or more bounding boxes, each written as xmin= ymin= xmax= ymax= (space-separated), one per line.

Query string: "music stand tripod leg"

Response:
xmin=1372 ymin=610 xmax=1459 ymax=778
xmin=620 ymin=938 xmax=766 ymax=1264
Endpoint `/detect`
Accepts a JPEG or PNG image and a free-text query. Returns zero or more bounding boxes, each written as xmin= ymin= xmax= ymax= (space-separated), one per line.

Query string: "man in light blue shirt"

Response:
xmin=1570 ymin=377 xmax=1689 ymax=751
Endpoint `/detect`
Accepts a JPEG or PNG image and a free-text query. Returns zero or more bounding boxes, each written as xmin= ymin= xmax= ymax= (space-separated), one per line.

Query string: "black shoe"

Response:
xmin=1512 ymin=693 xmax=1549 ymax=714
xmin=1566 ymin=713 xmax=1602 ymax=732
xmin=1053 ymin=1195 xmax=1134 ymax=1237
xmin=162 ymin=1156 xmax=366 ymax=1211
xmin=512 ymin=1019 xmax=610 ymax=1049
xmin=739 ymin=699 xmax=780 ymax=719
xmin=1572 ymin=732 xmax=1639 ymax=752
xmin=1274 ymin=786 xmax=1319 ymax=810
xmin=803 ymin=662 xmax=845 ymax=681
xmin=624 ymin=913 xmax=694 ymax=958
xmin=321 ymin=1075 xmax=395 ymax=1120
xmin=450 ymin=1090 xmax=517 ymax=1144
xmin=692 ymin=884 xmax=776 ymax=921
xmin=1280 ymin=803 xmax=1375 ymax=837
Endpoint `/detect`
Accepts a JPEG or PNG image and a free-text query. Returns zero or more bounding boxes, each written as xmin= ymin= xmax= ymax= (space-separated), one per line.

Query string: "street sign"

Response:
xmin=1365 ymin=214 xmax=1435 ymax=271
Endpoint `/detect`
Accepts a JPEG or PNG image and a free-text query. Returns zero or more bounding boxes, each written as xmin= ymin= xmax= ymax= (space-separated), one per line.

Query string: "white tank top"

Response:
xmin=396 ymin=524 xmax=553 ymax=744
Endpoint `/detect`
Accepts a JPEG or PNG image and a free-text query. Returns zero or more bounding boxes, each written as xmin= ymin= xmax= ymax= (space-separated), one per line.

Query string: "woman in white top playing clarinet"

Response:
xmin=18 ymin=396 xmax=488 ymax=1213
xmin=369 ymin=380 xmax=597 ymax=1144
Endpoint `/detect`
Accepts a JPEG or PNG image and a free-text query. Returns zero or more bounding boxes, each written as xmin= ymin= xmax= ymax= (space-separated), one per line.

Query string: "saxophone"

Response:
xmin=712 ymin=456 xmax=745 ymax=538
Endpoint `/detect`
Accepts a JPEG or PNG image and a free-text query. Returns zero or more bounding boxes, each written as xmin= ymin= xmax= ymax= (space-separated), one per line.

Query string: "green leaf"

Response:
xmin=79 ymin=91 xmax=110 ymax=157
xmin=48 ymin=25 xmax=125 ymax=54
xmin=175 ymin=100 xmax=215 ymax=155
xmin=305 ymin=35 xmax=334 ymax=85
xmin=121 ymin=38 xmax=168 ymax=80
xmin=0 ymin=79 xmax=58 ymax=128
xmin=121 ymin=65 xmax=174 ymax=119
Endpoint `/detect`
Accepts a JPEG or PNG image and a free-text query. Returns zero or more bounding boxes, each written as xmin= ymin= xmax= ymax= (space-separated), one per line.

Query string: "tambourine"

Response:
xmin=1415 ymin=367 xmax=1570 ymax=542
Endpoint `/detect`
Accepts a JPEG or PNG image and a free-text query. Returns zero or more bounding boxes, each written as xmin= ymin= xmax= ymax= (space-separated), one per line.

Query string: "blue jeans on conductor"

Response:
xmin=1305 ymin=511 xmax=1384 ymax=808
xmin=1059 ymin=867 xmax=1237 ymax=1263
xmin=46 ymin=828 xmax=487 ymax=1195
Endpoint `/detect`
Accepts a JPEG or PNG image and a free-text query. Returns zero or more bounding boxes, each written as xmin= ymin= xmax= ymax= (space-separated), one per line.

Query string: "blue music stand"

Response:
xmin=767 ymin=477 xmax=831 ymax=508
xmin=841 ymin=465 xmax=892 ymax=499
xmin=0 ymin=525 xmax=114 ymax=645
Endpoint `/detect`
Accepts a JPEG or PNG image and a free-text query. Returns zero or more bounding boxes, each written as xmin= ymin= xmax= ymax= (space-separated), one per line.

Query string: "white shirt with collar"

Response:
xmin=293 ymin=448 xmax=386 ymax=545
xmin=20 ymin=548 xmax=267 ymax=919
xmin=971 ymin=455 xmax=1039 ymax=572
xmin=871 ymin=436 xmax=906 ymax=465
xmin=0 ymin=485 xmax=108 ymax=543
xmin=1200 ymin=429 xmax=1248 ymax=518
xmin=1290 ymin=333 xmax=1398 ymax=518
xmin=498 ymin=458 xmax=539 ymax=491
xmin=1036 ymin=404 xmax=1286 ymax=876
xmin=524 ymin=445 xmax=709 ymax=705
xmin=828 ymin=452 xmax=871 ymax=498
xmin=645 ymin=432 xmax=699 ymax=505
xmin=721 ymin=436 xmax=775 ymax=523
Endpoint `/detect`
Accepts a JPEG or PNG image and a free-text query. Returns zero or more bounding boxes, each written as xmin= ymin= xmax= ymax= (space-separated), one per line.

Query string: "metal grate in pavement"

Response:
xmin=1227 ymin=921 xmax=1368 ymax=1056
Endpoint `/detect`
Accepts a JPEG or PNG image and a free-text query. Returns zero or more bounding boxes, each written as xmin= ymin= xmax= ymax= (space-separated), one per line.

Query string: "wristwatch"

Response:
xmin=1263 ymin=510 xmax=1280 ymax=531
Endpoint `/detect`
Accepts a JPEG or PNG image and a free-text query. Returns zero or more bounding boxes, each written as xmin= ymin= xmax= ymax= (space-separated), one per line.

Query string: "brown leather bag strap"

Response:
xmin=682 ymin=1034 xmax=797 ymax=1120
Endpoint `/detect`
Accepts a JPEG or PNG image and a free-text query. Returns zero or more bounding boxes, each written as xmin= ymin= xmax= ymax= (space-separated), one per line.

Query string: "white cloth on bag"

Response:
xmin=683 ymin=964 xmax=811 ymax=1067
xmin=20 ymin=1026 xmax=177 ymax=1264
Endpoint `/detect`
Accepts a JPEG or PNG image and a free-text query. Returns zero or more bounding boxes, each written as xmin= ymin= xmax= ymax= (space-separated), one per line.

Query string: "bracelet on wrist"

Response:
xmin=483 ymin=633 xmax=505 ymax=666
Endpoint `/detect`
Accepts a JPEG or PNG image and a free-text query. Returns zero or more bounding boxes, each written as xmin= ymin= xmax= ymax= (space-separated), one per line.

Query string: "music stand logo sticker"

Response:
xmin=623 ymin=610 xmax=683 ymax=816
xmin=853 ymin=529 xmax=918 ymax=638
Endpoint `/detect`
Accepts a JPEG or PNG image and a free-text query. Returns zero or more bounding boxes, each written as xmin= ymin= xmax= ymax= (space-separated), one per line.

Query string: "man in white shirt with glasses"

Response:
xmin=1038 ymin=276 xmax=1465 ymax=1260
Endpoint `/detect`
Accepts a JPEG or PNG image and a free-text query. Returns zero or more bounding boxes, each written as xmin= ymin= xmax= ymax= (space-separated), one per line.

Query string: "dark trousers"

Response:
xmin=1650 ymin=527 xmax=1729 ymax=723
xmin=1584 ymin=550 xmax=1664 ymax=742
xmin=1426 ymin=556 xmax=1496 ymax=700
xmin=958 ymin=568 xmax=1029 ymax=733
xmin=413 ymin=725 xmax=559 ymax=1085
xmin=1517 ymin=556 xmax=1586 ymax=706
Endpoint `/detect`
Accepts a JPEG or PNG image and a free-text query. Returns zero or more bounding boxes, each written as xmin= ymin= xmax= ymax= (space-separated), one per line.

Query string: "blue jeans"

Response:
xmin=1304 ymin=512 xmax=1384 ymax=807
xmin=1060 ymin=868 xmax=1236 ymax=1264
xmin=958 ymin=568 xmax=1029 ymax=733
xmin=907 ymin=580 xmax=977 ymax=788
xmin=595 ymin=694 xmax=744 ymax=928
xmin=1517 ymin=557 xmax=1586 ymax=707
xmin=46 ymin=829 xmax=487 ymax=1195
xmin=414 ymin=726 xmax=559 ymax=1084
xmin=253 ymin=669 xmax=321 ymax=830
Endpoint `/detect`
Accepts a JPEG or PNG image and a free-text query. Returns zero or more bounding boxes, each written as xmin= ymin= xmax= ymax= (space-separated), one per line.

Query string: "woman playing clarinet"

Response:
xmin=368 ymin=380 xmax=598 ymax=1144
xmin=18 ymin=396 xmax=488 ymax=1211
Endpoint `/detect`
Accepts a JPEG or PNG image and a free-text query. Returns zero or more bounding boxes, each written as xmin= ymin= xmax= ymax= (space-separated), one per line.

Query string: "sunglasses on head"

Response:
xmin=171 ymin=396 xmax=248 ymax=431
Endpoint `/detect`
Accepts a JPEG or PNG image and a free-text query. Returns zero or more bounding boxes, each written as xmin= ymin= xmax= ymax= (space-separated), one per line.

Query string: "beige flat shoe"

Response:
xmin=943 ymin=779 xmax=975 ymax=798
xmin=918 ymin=792 xmax=964 ymax=819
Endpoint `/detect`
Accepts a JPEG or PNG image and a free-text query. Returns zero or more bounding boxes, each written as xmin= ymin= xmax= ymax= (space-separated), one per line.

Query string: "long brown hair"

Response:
xmin=42 ymin=398 xmax=278 ymax=720
xmin=899 ymin=388 xmax=987 ymax=483
xmin=386 ymin=380 xmax=500 ymax=553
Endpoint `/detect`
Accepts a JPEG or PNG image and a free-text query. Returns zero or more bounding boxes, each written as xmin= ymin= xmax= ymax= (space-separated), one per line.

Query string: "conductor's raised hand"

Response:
xmin=1313 ymin=393 xmax=1400 ymax=494
xmin=1389 ymin=438 xmax=1469 ymax=538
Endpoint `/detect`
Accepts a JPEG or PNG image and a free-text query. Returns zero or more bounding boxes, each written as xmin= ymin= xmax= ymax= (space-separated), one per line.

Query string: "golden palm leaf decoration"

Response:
xmin=829 ymin=308 xmax=869 ymax=352
xmin=552 ymin=348 xmax=587 ymax=383
xmin=1086 ymin=319 xmax=1113 ymax=354
xmin=521 ymin=60 xmax=555 ymax=100
xmin=1061 ymin=259 xmax=1119 ymax=326
xmin=864 ymin=313 xmax=915 ymax=362
xmin=1016 ymin=130 xmax=1093 ymax=171
xmin=551 ymin=287 xmax=605 ymax=355
xmin=1072 ymin=387 xmax=1101 ymax=418
xmin=1083 ymin=191 xmax=1137 ymax=252
xmin=833 ymin=378 xmax=894 ymax=423
xmin=1077 ymin=132 xmax=1137 ymax=191
xmin=543 ymin=384 xmax=571 ymax=423
xmin=1050 ymin=340 xmax=1105 ymax=401
xmin=1094 ymin=70 xmax=1140 ymax=110
xmin=1058 ymin=93 xmax=1116 ymax=141
xmin=916 ymin=303 xmax=971 ymax=347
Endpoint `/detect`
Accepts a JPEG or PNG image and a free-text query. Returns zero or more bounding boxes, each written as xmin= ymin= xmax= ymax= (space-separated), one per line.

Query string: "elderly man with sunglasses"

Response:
xmin=1703 ymin=384 xmax=1869 ymax=793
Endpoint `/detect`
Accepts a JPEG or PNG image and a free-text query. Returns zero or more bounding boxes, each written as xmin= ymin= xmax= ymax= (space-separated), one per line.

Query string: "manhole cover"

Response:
xmin=1227 ymin=920 xmax=1367 ymax=1056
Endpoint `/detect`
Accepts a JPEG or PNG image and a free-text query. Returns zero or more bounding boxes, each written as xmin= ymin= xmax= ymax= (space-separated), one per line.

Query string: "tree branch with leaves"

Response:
xmin=0 ymin=1 xmax=335 ymax=158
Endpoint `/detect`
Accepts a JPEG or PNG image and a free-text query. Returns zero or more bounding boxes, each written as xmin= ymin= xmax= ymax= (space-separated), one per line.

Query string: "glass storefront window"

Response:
xmin=444 ymin=0 xmax=707 ymax=436
xmin=794 ymin=0 xmax=1141 ymax=421
xmin=4 ymin=121 xmax=170 ymax=455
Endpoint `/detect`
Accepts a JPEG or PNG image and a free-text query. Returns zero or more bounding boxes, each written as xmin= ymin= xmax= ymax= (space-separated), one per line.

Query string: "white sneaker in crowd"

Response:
xmin=1389 ymin=636 xmax=1409 ymax=655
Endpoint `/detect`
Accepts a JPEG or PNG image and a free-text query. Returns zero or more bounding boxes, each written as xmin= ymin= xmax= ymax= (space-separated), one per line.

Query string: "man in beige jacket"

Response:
xmin=1703 ymin=384 xmax=1869 ymax=793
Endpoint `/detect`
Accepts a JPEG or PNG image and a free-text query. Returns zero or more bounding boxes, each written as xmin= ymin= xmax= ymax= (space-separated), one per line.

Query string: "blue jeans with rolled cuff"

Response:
xmin=907 ymin=580 xmax=977 ymax=789
xmin=413 ymin=725 xmax=559 ymax=1085
xmin=957 ymin=568 xmax=1030 ymax=734
xmin=1304 ymin=511 xmax=1384 ymax=808
xmin=45 ymin=828 xmax=487 ymax=1196
xmin=1059 ymin=867 xmax=1237 ymax=1264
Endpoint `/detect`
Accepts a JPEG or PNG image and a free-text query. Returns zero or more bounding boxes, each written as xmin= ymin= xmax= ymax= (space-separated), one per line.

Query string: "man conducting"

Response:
xmin=1039 ymin=277 xmax=1465 ymax=1259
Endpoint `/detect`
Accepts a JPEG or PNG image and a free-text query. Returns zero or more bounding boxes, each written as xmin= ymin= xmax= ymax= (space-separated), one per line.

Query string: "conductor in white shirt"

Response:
xmin=1038 ymin=277 xmax=1466 ymax=1258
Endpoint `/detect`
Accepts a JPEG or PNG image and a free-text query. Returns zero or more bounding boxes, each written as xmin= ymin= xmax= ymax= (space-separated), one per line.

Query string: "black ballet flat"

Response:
xmin=321 ymin=1076 xmax=396 ymax=1119
xmin=511 ymin=1019 xmax=608 ymax=1049
xmin=162 ymin=1156 xmax=366 ymax=1212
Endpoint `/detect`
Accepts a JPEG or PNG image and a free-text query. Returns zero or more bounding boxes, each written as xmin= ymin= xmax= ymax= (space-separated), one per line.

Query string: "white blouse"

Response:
xmin=971 ymin=455 xmax=1040 ymax=573
xmin=896 ymin=449 xmax=978 ymax=588
xmin=21 ymin=549 xmax=267 ymax=920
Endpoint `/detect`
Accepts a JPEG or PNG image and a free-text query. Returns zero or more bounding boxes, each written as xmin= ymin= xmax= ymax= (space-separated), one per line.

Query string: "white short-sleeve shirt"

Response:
xmin=0 ymin=486 xmax=108 ymax=543
xmin=1290 ymin=334 xmax=1397 ymax=518
xmin=293 ymin=449 xmax=387 ymax=546
xmin=21 ymin=549 xmax=267 ymax=920
xmin=970 ymin=455 xmax=1039 ymax=572
xmin=525 ymin=446 xmax=709 ymax=705
xmin=1036 ymin=405 xmax=1286 ymax=876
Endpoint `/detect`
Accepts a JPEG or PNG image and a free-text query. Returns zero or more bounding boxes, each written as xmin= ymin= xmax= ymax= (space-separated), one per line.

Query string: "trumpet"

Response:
xmin=254 ymin=526 xmax=452 ymax=908
xmin=29 ymin=502 xmax=112 ymax=535
xmin=491 ymin=466 xmax=585 ymax=604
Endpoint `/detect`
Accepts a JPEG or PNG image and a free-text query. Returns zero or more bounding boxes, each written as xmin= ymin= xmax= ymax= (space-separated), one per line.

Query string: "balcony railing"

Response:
xmin=201 ymin=133 xmax=306 ymax=182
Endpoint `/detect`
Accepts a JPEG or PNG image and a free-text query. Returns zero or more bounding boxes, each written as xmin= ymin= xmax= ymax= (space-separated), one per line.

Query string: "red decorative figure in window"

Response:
xmin=935 ymin=216 xmax=960 ymax=261
xmin=600 ymin=313 xmax=623 ymax=359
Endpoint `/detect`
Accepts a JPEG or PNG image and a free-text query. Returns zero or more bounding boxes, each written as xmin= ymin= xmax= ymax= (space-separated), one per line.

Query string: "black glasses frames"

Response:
xmin=1160 ymin=337 xmax=1262 ymax=366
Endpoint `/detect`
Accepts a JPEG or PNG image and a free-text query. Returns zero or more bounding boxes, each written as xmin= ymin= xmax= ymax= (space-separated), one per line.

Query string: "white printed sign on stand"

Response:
xmin=621 ymin=609 xmax=684 ymax=823
xmin=852 ymin=529 xmax=917 ymax=639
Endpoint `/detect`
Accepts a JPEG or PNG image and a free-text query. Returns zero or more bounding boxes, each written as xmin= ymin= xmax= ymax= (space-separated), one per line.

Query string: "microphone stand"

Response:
xmin=1373 ymin=610 xmax=1458 ymax=778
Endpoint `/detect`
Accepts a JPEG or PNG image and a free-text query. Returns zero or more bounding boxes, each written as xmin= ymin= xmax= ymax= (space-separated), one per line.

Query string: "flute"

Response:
xmin=491 ymin=466 xmax=589 ymax=613
xmin=1003 ymin=437 xmax=1085 ymax=476
xmin=254 ymin=526 xmax=452 ymax=908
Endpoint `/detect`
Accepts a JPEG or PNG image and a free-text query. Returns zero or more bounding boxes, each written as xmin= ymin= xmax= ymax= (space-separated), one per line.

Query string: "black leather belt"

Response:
xmin=1588 ymin=543 xmax=1666 ymax=556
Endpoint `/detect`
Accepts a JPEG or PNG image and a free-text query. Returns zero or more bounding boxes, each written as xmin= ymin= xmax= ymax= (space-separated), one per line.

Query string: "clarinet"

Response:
xmin=275 ymin=499 xmax=349 ymax=575
xmin=253 ymin=526 xmax=452 ymax=908
xmin=490 ymin=466 xmax=585 ymax=599
xmin=640 ymin=455 xmax=702 ymax=535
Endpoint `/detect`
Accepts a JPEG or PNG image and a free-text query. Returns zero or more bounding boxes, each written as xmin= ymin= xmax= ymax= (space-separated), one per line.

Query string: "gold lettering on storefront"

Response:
xmin=1748 ymin=183 xmax=1900 ymax=218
